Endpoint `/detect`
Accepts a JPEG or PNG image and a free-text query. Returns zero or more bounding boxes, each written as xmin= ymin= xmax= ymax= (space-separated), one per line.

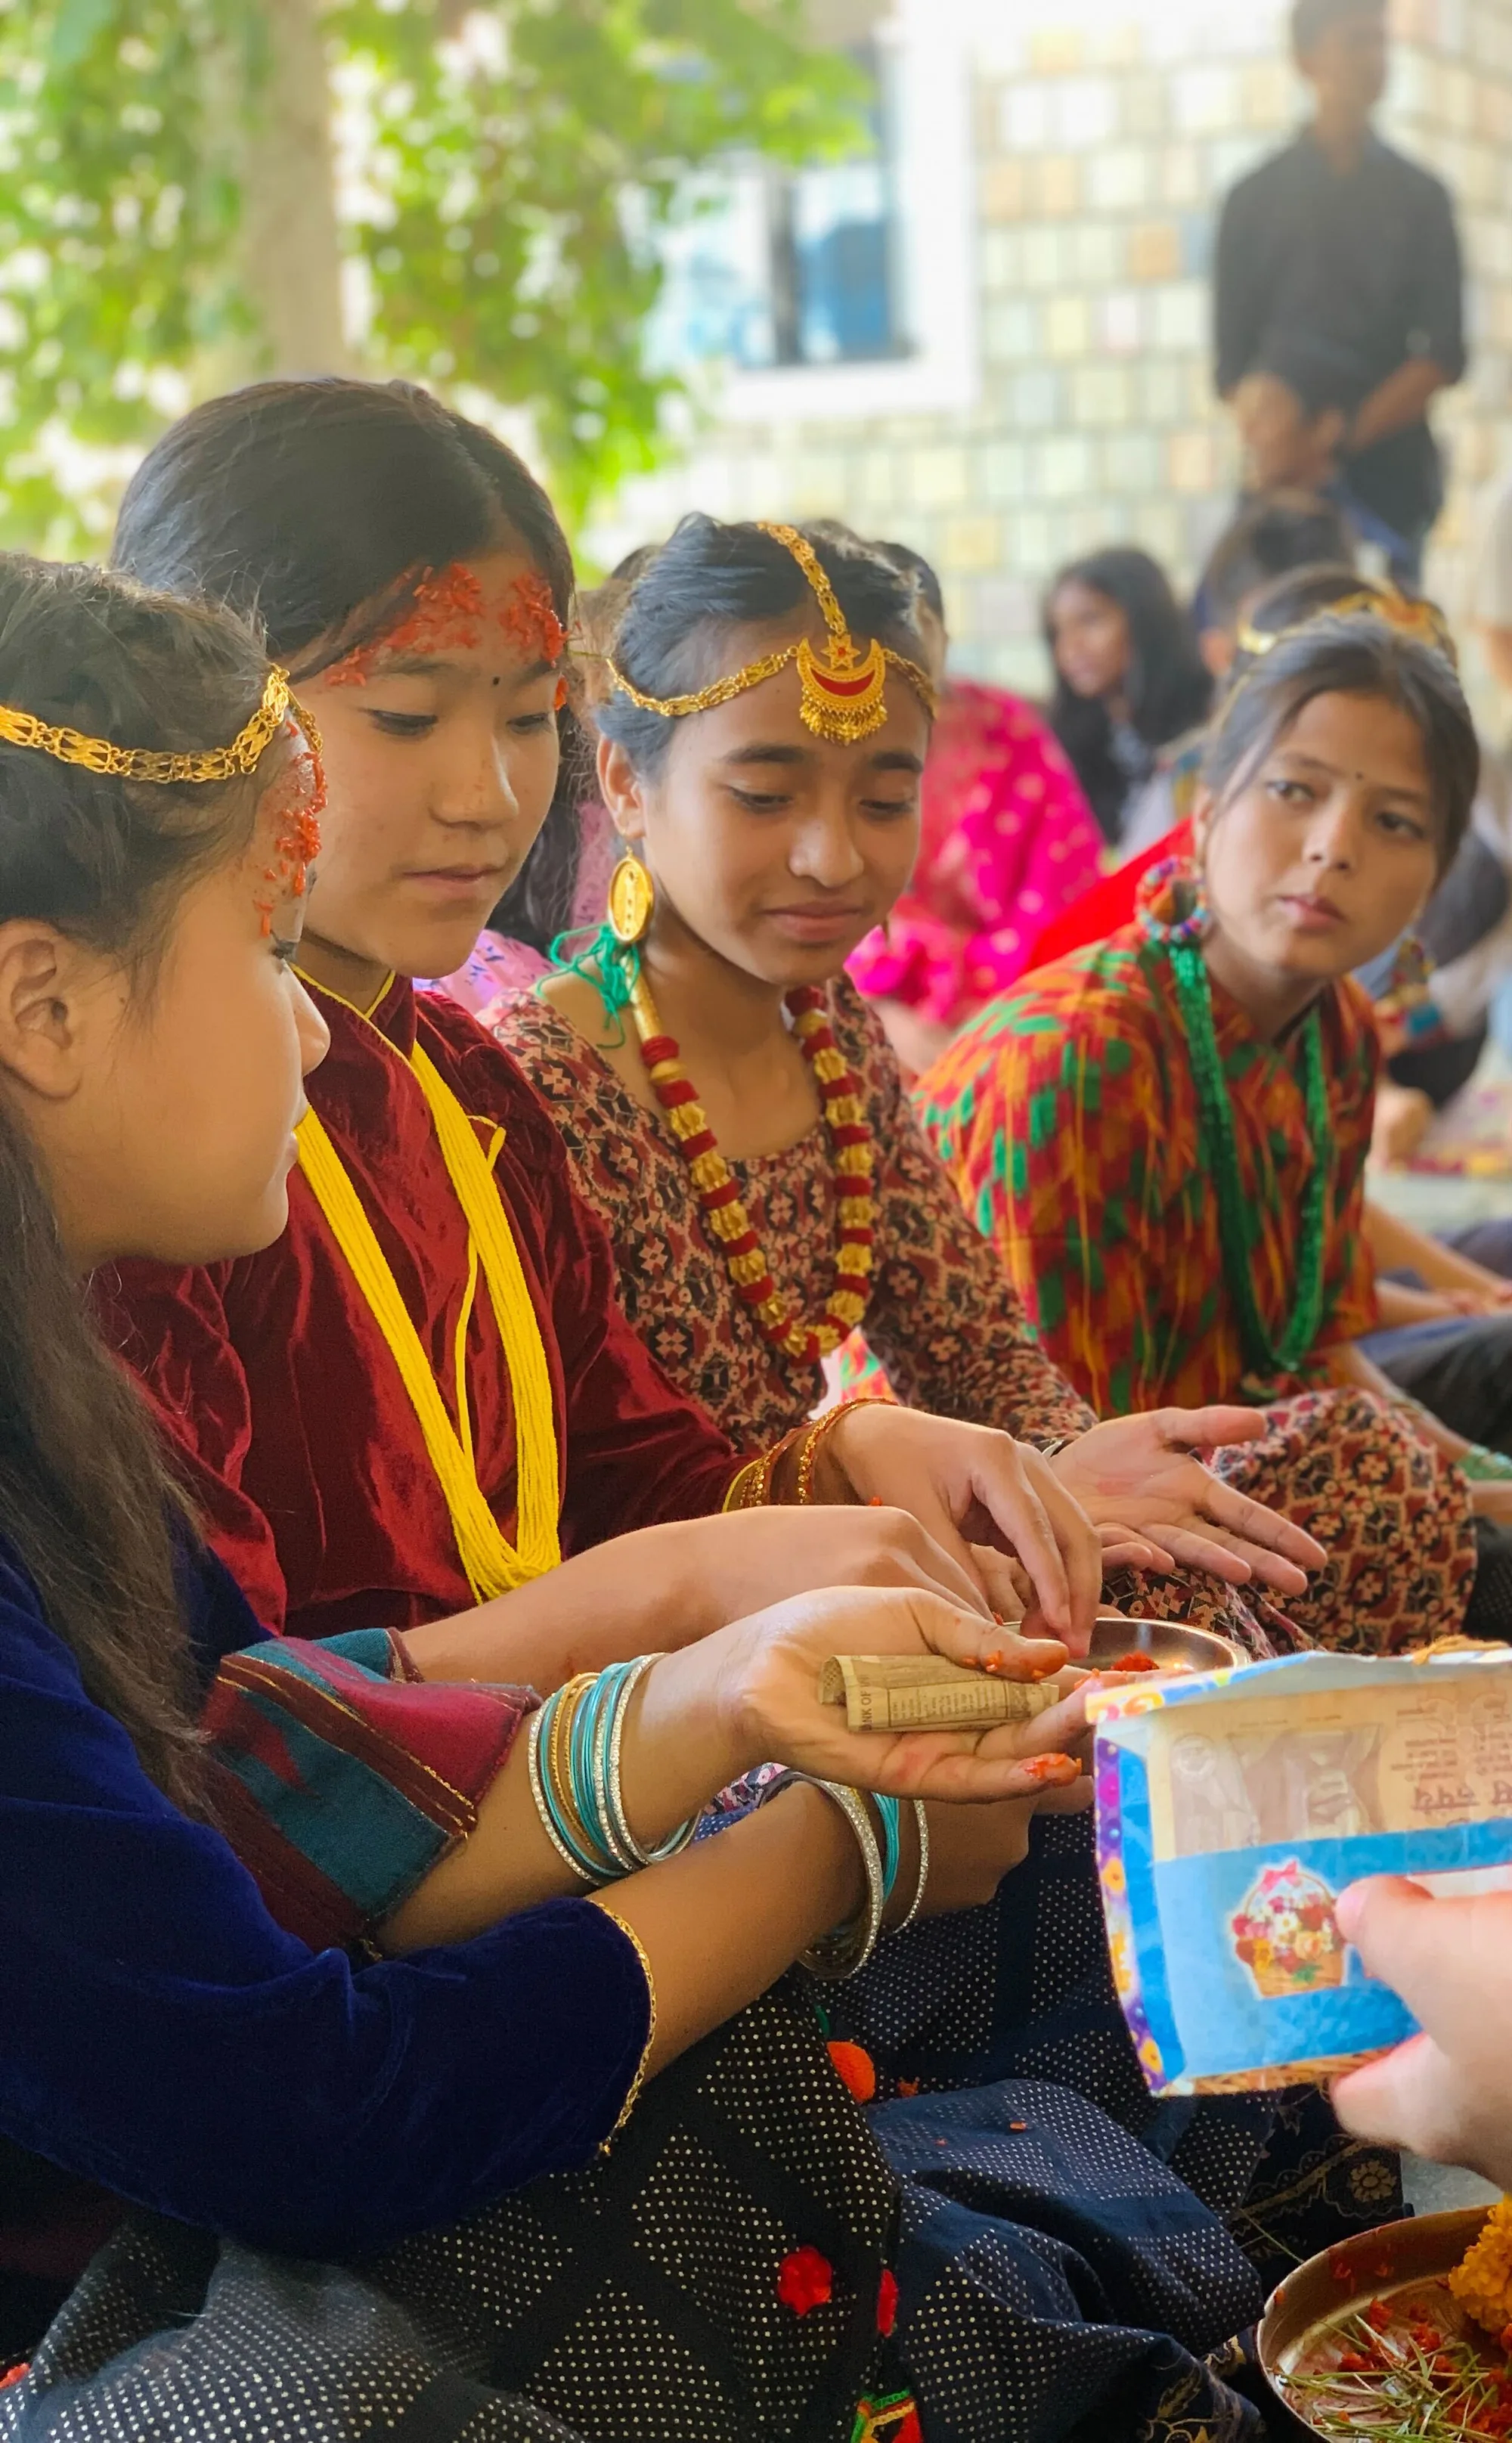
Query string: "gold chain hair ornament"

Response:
xmin=1235 ymin=586 xmax=1458 ymax=670
xmin=0 ymin=665 xmax=296 ymax=784
xmin=606 ymin=522 xmax=937 ymax=746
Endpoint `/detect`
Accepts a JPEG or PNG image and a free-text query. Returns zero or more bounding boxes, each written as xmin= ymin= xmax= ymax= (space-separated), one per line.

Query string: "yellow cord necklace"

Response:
xmin=294 ymin=1003 xmax=561 ymax=1600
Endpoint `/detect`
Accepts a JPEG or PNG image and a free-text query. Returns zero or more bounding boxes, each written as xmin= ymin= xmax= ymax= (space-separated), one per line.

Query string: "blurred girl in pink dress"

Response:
xmin=847 ymin=543 xmax=1104 ymax=1075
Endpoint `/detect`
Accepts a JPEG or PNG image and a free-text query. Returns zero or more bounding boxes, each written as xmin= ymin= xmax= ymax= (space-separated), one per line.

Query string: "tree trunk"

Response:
xmin=239 ymin=0 xmax=354 ymax=374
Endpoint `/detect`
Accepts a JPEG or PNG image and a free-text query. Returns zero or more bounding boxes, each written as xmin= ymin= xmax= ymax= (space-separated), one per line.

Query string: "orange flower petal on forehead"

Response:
xmin=501 ymin=569 xmax=567 ymax=667
xmin=253 ymin=715 xmax=325 ymax=936
xmin=327 ymin=562 xmax=565 ymax=687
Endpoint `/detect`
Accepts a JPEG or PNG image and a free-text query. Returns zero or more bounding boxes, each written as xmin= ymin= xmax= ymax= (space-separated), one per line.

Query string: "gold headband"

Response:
xmin=0 ymin=665 xmax=299 ymax=784
xmin=1235 ymin=586 xmax=1458 ymax=670
xmin=607 ymin=522 xmax=937 ymax=746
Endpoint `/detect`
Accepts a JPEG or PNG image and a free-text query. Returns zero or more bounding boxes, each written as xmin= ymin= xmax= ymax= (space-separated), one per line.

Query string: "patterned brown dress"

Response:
xmin=494 ymin=976 xmax=1473 ymax=1655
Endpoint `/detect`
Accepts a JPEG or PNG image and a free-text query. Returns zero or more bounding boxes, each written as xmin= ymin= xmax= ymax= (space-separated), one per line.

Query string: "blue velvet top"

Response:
xmin=0 ymin=1533 xmax=649 ymax=2260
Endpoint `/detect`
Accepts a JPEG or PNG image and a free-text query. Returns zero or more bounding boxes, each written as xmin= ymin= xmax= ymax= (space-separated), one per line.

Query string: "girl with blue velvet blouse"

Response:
xmin=0 ymin=555 xmax=1281 ymax=2443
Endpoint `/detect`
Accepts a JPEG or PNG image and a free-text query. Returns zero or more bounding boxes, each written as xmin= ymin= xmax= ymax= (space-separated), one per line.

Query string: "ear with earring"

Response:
xmin=1136 ymin=851 xmax=1211 ymax=947
xmin=607 ymin=850 xmax=655 ymax=947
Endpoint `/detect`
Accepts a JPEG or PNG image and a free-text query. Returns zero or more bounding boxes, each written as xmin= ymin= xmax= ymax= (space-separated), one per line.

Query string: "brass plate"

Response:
xmin=1259 ymin=2206 xmax=1495 ymax=2436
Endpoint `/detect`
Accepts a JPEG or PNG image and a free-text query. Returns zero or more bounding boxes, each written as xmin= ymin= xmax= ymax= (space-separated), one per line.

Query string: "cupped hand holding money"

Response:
xmin=645 ymin=1584 xmax=1090 ymax=1808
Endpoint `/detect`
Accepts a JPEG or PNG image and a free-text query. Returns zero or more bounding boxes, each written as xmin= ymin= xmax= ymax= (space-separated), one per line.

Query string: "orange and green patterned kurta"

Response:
xmin=916 ymin=925 xmax=1380 ymax=1417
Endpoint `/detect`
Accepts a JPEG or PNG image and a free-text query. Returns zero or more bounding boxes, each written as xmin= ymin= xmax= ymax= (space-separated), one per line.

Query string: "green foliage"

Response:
xmin=0 ymin=0 xmax=861 ymax=547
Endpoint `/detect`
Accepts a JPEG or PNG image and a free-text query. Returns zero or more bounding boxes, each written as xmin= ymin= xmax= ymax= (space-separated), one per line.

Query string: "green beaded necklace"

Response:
xmin=1167 ymin=940 xmax=1334 ymax=1384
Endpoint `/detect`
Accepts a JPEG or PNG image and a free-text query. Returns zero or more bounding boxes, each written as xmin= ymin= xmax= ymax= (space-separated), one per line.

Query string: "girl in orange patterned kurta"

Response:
xmin=921 ymin=607 xmax=1492 ymax=1650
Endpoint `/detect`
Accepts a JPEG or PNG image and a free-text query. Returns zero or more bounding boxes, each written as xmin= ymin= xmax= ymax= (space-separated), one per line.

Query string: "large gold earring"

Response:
xmin=607 ymin=851 xmax=655 ymax=947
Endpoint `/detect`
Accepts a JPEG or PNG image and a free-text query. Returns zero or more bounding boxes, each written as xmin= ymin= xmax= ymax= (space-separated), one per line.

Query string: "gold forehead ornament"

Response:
xmin=606 ymin=522 xmax=937 ymax=746
xmin=0 ymin=665 xmax=311 ymax=783
xmin=1235 ymin=587 xmax=1458 ymax=670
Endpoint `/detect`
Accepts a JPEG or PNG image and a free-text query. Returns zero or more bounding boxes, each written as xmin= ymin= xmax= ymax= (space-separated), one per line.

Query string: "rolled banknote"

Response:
xmin=819 ymin=1654 xmax=1064 ymax=1733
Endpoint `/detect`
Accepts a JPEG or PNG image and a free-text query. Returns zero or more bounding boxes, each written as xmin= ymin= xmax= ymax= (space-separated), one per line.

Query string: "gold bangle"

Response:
xmin=723 ymin=1458 xmax=760 ymax=1511
xmin=548 ymin=1673 xmax=600 ymax=1874
xmin=590 ymin=1902 xmax=658 ymax=2145
xmin=794 ymin=1402 xmax=855 ymax=1505
xmin=526 ymin=1707 xmax=593 ymax=1883
xmin=723 ymin=1449 xmax=776 ymax=1511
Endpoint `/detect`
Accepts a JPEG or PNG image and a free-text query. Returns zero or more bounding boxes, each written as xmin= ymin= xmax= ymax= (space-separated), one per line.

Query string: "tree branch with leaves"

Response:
xmin=0 ymin=0 xmax=860 ymax=546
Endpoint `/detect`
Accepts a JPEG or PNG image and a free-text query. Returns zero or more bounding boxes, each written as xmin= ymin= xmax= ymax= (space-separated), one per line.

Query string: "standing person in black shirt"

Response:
xmin=1214 ymin=0 xmax=1467 ymax=581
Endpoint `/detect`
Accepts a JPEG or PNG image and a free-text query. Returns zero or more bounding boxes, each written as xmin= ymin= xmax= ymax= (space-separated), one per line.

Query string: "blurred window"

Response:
xmin=648 ymin=47 xmax=906 ymax=374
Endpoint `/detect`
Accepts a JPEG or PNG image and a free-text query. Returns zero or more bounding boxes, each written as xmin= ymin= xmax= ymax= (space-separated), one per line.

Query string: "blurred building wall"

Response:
xmin=584 ymin=0 xmax=1512 ymax=704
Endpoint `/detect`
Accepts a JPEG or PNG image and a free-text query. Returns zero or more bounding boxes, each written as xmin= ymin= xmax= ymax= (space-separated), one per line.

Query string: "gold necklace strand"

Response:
xmin=0 ymin=667 xmax=292 ymax=783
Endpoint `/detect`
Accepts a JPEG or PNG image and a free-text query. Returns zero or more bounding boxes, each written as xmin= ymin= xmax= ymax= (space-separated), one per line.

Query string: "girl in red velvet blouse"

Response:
xmin=101 ymin=377 xmax=1123 ymax=1673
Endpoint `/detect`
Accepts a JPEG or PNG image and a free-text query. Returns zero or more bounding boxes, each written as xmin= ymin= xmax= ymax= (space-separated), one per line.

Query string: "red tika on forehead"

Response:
xmin=254 ymin=719 xmax=325 ymax=936
xmin=500 ymin=569 xmax=568 ymax=666
xmin=326 ymin=562 xmax=566 ymax=687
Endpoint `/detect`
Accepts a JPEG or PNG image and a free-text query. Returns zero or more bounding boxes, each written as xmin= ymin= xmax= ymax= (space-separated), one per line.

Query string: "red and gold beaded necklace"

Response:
xmin=559 ymin=520 xmax=938 ymax=1367
xmin=623 ymin=950 xmax=876 ymax=1367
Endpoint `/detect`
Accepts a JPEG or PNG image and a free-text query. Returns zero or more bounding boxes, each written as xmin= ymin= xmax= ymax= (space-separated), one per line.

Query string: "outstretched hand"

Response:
xmin=1050 ymin=1408 xmax=1324 ymax=1592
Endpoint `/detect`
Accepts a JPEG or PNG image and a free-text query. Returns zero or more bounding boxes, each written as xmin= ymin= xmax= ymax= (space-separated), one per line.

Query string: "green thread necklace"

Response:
xmin=1167 ymin=940 xmax=1333 ymax=1383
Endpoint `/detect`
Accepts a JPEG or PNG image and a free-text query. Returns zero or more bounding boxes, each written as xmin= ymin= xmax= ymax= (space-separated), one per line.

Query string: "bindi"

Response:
xmin=326 ymin=561 xmax=567 ymax=690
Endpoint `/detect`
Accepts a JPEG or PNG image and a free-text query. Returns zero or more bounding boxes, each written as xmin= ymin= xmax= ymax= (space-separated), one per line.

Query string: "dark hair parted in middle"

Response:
xmin=110 ymin=374 xmax=584 ymax=954
xmin=110 ymin=375 xmax=574 ymax=670
xmin=1203 ymin=612 xmax=1479 ymax=873
xmin=597 ymin=513 xmax=931 ymax=778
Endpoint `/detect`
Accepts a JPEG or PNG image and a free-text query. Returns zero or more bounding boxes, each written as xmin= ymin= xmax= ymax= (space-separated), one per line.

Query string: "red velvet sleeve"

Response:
xmin=93 ymin=1260 xmax=294 ymax=1632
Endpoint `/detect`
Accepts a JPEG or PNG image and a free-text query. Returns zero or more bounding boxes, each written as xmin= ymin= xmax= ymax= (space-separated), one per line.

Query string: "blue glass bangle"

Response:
xmin=536 ymin=1660 xmax=704 ymax=1882
xmin=603 ymin=1655 xmax=697 ymax=1867
xmin=1462 ymin=1444 xmax=1512 ymax=1484
xmin=568 ymin=1666 xmax=612 ymax=1859
xmin=534 ymin=1686 xmax=611 ymax=1883
xmin=572 ymin=1663 xmax=634 ymax=1874
xmin=875 ymin=1793 xmax=901 ymax=1905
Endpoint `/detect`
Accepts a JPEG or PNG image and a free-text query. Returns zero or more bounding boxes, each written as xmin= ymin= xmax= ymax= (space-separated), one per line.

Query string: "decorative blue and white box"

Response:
xmin=1089 ymin=1647 xmax=1512 ymax=2094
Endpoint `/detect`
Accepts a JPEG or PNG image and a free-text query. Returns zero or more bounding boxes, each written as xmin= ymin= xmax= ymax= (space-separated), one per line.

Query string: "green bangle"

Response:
xmin=1460 ymin=1444 xmax=1512 ymax=1483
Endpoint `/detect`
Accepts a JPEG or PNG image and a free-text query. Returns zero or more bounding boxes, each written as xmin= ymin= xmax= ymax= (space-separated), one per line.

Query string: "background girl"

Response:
xmin=1045 ymin=544 xmax=1213 ymax=847
xmin=921 ymin=607 xmax=1489 ymax=1648
xmin=846 ymin=538 xmax=1104 ymax=1079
